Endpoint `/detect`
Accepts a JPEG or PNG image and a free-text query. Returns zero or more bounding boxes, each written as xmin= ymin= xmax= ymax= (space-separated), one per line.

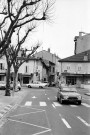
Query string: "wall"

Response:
xmin=75 ymin=34 xmax=90 ymax=54
xmin=61 ymin=62 xmax=90 ymax=74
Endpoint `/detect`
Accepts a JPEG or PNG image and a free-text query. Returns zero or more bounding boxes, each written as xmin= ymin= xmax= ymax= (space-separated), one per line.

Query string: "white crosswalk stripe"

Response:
xmin=25 ymin=101 xmax=32 ymax=106
xmin=53 ymin=102 xmax=62 ymax=107
xmin=40 ymin=102 xmax=47 ymax=106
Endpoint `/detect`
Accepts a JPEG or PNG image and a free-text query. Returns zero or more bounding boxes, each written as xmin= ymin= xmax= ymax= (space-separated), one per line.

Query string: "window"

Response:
xmin=53 ymin=67 xmax=55 ymax=73
xmin=0 ymin=63 xmax=4 ymax=70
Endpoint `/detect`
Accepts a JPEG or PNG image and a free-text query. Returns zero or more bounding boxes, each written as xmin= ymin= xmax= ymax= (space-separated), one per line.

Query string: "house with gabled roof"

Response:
xmin=58 ymin=50 xmax=90 ymax=89
xmin=34 ymin=48 xmax=61 ymax=85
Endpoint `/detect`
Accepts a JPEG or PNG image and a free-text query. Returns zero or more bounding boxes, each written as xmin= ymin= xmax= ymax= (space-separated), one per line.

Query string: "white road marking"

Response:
xmin=53 ymin=102 xmax=62 ymax=107
xmin=8 ymin=118 xmax=51 ymax=130
xmin=47 ymin=98 xmax=50 ymax=100
xmin=52 ymin=104 xmax=56 ymax=109
xmin=40 ymin=102 xmax=47 ymax=106
xmin=61 ymin=118 xmax=71 ymax=128
xmin=70 ymin=105 xmax=78 ymax=107
xmin=81 ymin=103 xmax=90 ymax=107
xmin=32 ymin=96 xmax=37 ymax=99
xmin=9 ymin=110 xmax=45 ymax=117
xmin=32 ymin=129 xmax=51 ymax=135
xmin=25 ymin=101 xmax=32 ymax=106
xmin=77 ymin=116 xmax=90 ymax=127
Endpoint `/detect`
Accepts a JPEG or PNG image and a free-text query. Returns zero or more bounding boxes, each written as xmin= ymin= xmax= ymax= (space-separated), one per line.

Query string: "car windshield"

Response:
xmin=60 ymin=87 xmax=76 ymax=92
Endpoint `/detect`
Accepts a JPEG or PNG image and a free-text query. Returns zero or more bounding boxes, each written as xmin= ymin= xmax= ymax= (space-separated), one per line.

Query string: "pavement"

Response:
xmin=0 ymin=88 xmax=28 ymax=120
xmin=0 ymin=86 xmax=90 ymax=121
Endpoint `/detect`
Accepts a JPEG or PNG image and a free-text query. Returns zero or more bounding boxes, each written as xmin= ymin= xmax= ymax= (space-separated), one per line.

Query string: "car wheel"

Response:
xmin=60 ymin=98 xmax=63 ymax=104
xmin=28 ymin=85 xmax=31 ymax=88
xmin=39 ymin=86 xmax=43 ymax=88
xmin=57 ymin=97 xmax=59 ymax=101
xmin=78 ymin=101 xmax=81 ymax=105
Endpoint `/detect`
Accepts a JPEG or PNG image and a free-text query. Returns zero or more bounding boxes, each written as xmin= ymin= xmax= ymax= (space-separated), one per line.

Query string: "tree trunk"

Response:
xmin=13 ymin=70 xmax=18 ymax=92
xmin=5 ymin=64 xmax=11 ymax=96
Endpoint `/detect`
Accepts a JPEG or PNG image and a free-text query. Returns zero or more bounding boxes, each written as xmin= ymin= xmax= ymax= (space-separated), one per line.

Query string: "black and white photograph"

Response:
xmin=0 ymin=0 xmax=90 ymax=135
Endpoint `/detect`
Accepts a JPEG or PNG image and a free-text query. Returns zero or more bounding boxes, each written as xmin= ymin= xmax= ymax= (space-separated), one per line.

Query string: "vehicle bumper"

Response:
xmin=62 ymin=99 xmax=82 ymax=103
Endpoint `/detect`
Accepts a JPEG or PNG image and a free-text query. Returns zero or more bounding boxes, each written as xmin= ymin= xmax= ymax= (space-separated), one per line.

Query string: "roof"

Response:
xmin=58 ymin=50 xmax=90 ymax=62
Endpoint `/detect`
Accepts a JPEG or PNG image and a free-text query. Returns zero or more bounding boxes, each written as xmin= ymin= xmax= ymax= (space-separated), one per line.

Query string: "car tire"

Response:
xmin=57 ymin=97 xmax=59 ymax=101
xmin=28 ymin=85 xmax=31 ymax=88
xmin=78 ymin=101 xmax=81 ymax=105
xmin=39 ymin=86 xmax=43 ymax=88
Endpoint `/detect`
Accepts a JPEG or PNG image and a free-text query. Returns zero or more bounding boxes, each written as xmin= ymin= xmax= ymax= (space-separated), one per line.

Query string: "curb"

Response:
xmin=0 ymin=90 xmax=27 ymax=121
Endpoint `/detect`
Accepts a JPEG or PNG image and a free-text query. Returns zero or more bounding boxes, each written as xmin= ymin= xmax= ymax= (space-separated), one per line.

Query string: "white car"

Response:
xmin=0 ymin=82 xmax=6 ymax=90
xmin=27 ymin=81 xmax=47 ymax=88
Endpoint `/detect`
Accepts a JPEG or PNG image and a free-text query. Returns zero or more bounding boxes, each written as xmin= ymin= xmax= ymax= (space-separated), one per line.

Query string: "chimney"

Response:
xmin=48 ymin=48 xmax=50 ymax=52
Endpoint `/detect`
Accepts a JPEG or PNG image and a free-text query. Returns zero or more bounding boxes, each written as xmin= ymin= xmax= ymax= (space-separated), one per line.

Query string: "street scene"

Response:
xmin=0 ymin=0 xmax=90 ymax=135
xmin=0 ymin=86 xmax=90 ymax=135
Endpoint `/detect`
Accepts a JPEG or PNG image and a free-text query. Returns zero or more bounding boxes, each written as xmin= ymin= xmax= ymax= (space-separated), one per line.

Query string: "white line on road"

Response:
xmin=8 ymin=118 xmax=51 ymax=130
xmin=47 ymin=98 xmax=50 ymax=100
xmin=77 ymin=116 xmax=90 ymax=127
xmin=53 ymin=102 xmax=62 ymax=107
xmin=25 ymin=101 xmax=32 ymax=106
xmin=9 ymin=110 xmax=45 ymax=117
xmin=70 ymin=105 xmax=78 ymax=107
xmin=81 ymin=103 xmax=90 ymax=107
xmin=52 ymin=104 xmax=56 ymax=109
xmin=61 ymin=118 xmax=71 ymax=128
xmin=32 ymin=129 xmax=51 ymax=135
xmin=40 ymin=102 xmax=47 ymax=106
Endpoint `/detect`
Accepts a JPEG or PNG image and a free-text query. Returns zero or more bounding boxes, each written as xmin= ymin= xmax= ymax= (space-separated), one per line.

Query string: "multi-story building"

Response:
xmin=34 ymin=48 xmax=61 ymax=84
xmin=58 ymin=50 xmax=90 ymax=89
xmin=74 ymin=32 xmax=90 ymax=54
xmin=0 ymin=56 xmax=7 ymax=83
xmin=0 ymin=55 xmax=49 ymax=86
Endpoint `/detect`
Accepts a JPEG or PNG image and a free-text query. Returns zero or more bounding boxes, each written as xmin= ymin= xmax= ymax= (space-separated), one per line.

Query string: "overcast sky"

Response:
xmin=25 ymin=0 xmax=90 ymax=59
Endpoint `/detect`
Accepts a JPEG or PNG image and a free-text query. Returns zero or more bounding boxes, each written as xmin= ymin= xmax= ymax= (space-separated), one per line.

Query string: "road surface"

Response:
xmin=0 ymin=87 xmax=90 ymax=135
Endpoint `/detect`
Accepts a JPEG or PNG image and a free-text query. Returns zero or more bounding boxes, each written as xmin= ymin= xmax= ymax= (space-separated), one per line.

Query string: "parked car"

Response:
xmin=0 ymin=82 xmax=6 ymax=90
xmin=26 ymin=81 xmax=47 ymax=88
xmin=57 ymin=87 xmax=82 ymax=105
xmin=43 ymin=81 xmax=49 ymax=87
xmin=10 ymin=81 xmax=21 ymax=91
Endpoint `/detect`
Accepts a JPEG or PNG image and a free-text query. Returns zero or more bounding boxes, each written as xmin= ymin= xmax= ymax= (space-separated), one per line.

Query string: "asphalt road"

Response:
xmin=0 ymin=87 xmax=90 ymax=135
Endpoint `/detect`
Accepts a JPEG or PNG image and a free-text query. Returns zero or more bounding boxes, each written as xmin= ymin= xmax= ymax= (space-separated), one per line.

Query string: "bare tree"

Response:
xmin=4 ymin=26 xmax=40 ymax=96
xmin=0 ymin=0 xmax=55 ymax=96
xmin=0 ymin=0 xmax=55 ymax=54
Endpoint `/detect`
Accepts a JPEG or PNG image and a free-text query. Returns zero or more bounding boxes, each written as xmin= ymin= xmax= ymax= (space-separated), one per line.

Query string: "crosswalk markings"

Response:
xmin=40 ymin=102 xmax=47 ymax=106
xmin=25 ymin=101 xmax=32 ymax=106
xmin=24 ymin=101 xmax=90 ymax=108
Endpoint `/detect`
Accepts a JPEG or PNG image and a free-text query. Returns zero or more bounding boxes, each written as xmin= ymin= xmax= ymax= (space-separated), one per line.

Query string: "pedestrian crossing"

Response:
xmin=24 ymin=101 xmax=90 ymax=108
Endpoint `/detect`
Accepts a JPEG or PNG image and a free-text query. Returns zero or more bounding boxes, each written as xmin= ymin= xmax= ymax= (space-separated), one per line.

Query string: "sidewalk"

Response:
xmin=76 ymin=87 xmax=90 ymax=96
xmin=0 ymin=88 xmax=28 ymax=120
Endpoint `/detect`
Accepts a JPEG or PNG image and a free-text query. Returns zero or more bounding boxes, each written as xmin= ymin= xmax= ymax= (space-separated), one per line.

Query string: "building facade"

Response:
xmin=74 ymin=32 xmax=90 ymax=54
xmin=59 ymin=50 xmax=90 ymax=89
xmin=0 ymin=56 xmax=48 ymax=86
xmin=34 ymin=49 xmax=61 ymax=84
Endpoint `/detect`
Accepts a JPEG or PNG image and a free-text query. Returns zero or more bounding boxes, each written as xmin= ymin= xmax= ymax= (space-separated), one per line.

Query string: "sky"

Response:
xmin=24 ymin=0 xmax=90 ymax=59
